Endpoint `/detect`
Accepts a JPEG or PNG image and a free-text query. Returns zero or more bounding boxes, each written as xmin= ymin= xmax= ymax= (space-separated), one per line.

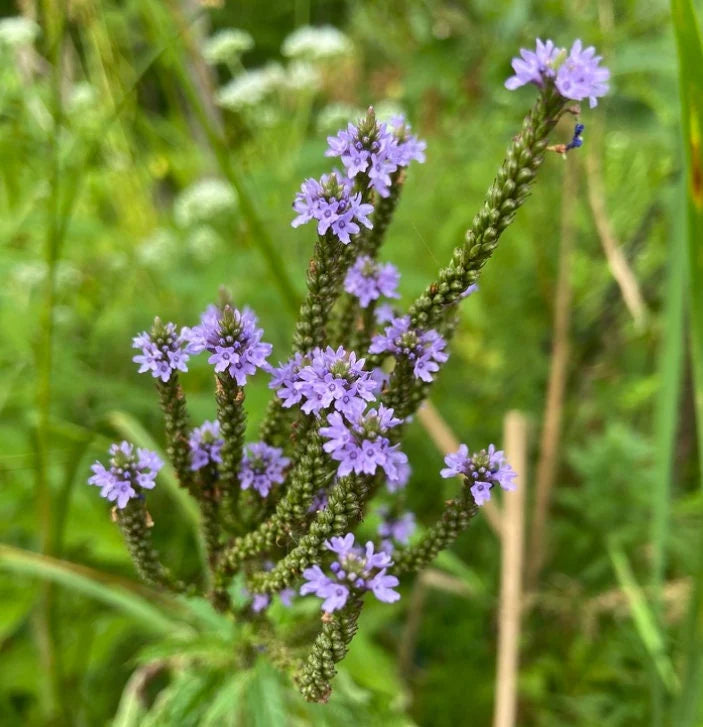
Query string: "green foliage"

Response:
xmin=0 ymin=0 xmax=700 ymax=725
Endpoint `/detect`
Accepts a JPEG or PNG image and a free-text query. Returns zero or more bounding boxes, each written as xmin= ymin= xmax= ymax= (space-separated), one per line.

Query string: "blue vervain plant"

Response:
xmin=87 ymin=38 xmax=609 ymax=703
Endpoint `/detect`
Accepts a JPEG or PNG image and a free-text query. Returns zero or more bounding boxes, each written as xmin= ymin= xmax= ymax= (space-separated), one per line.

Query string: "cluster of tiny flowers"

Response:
xmin=440 ymin=444 xmax=517 ymax=506
xmin=505 ymin=38 xmax=609 ymax=108
xmin=88 ymin=442 xmax=163 ymax=509
xmin=240 ymin=442 xmax=291 ymax=497
xmin=268 ymin=346 xmax=378 ymax=419
xmin=300 ymin=534 xmax=400 ymax=612
xmin=377 ymin=507 xmax=416 ymax=553
xmin=343 ymin=255 xmax=401 ymax=308
xmin=320 ymin=404 xmax=408 ymax=484
xmin=370 ymin=315 xmax=448 ymax=383
xmin=188 ymin=420 xmax=224 ymax=471
xmin=186 ymin=305 xmax=272 ymax=385
xmin=326 ymin=115 xmax=425 ymax=197
xmin=132 ymin=322 xmax=190 ymax=383
xmin=291 ymin=171 xmax=373 ymax=244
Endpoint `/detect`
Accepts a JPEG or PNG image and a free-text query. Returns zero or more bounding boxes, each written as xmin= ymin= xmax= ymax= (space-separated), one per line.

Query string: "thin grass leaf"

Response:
xmin=0 ymin=544 xmax=183 ymax=636
xmin=607 ymin=541 xmax=680 ymax=695
xmin=247 ymin=658 xmax=287 ymax=727
xmin=671 ymin=1 xmax=703 ymax=722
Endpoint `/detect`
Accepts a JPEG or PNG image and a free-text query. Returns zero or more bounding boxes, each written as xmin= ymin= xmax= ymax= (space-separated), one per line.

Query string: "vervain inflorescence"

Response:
xmin=88 ymin=38 xmax=607 ymax=703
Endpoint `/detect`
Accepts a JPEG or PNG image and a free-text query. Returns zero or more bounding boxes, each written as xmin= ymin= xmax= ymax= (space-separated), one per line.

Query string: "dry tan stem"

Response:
xmin=417 ymin=401 xmax=502 ymax=536
xmin=526 ymin=163 xmax=577 ymax=591
xmin=586 ymin=145 xmax=648 ymax=330
xmin=493 ymin=411 xmax=528 ymax=727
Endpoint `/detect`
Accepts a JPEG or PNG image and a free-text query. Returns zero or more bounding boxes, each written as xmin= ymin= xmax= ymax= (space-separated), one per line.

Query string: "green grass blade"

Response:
xmin=671 ymin=1 xmax=703 ymax=722
xmin=0 ymin=545 xmax=182 ymax=635
xmin=608 ymin=542 xmax=680 ymax=695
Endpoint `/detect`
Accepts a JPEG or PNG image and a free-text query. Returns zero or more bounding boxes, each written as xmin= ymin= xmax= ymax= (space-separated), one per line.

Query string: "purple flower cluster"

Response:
xmin=343 ymin=255 xmax=400 ymax=308
xmin=240 ymin=442 xmax=291 ymax=497
xmin=505 ymin=38 xmax=609 ymax=108
xmin=88 ymin=441 xmax=163 ymax=509
xmin=369 ymin=315 xmax=448 ymax=383
xmin=320 ymin=404 xmax=408 ymax=484
xmin=326 ymin=114 xmax=425 ymax=197
xmin=440 ymin=443 xmax=517 ymax=506
xmin=291 ymin=171 xmax=373 ymax=244
xmin=186 ymin=305 xmax=272 ymax=385
xmin=268 ymin=346 xmax=378 ymax=419
xmin=132 ymin=321 xmax=190 ymax=383
xmin=300 ymin=533 xmax=400 ymax=612
xmin=188 ymin=420 xmax=223 ymax=471
xmin=377 ymin=507 xmax=416 ymax=553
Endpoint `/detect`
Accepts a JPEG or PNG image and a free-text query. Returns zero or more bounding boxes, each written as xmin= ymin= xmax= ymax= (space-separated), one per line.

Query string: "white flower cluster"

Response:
xmin=281 ymin=25 xmax=352 ymax=60
xmin=202 ymin=28 xmax=254 ymax=65
xmin=0 ymin=16 xmax=40 ymax=48
xmin=215 ymin=63 xmax=285 ymax=110
xmin=174 ymin=179 xmax=237 ymax=227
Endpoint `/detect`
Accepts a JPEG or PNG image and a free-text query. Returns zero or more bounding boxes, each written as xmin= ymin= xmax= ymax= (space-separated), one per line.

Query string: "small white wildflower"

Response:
xmin=174 ymin=179 xmax=237 ymax=227
xmin=316 ymin=102 xmax=364 ymax=133
xmin=67 ymin=82 xmax=98 ymax=115
xmin=187 ymin=225 xmax=221 ymax=263
xmin=138 ymin=228 xmax=176 ymax=267
xmin=284 ymin=60 xmax=321 ymax=92
xmin=374 ymin=99 xmax=407 ymax=123
xmin=0 ymin=16 xmax=40 ymax=48
xmin=281 ymin=26 xmax=352 ymax=61
xmin=202 ymin=28 xmax=254 ymax=65
xmin=215 ymin=63 xmax=285 ymax=110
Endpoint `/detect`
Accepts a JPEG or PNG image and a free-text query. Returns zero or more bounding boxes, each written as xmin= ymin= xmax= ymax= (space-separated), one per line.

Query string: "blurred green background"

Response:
xmin=1 ymin=0 xmax=702 ymax=725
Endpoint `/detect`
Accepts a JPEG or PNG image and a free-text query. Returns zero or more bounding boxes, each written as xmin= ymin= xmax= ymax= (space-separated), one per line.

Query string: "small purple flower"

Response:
xmin=344 ymin=256 xmax=401 ymax=308
xmin=240 ymin=442 xmax=291 ymax=497
xmin=299 ymin=533 xmax=400 ymax=612
xmin=185 ymin=304 xmax=272 ymax=386
xmin=88 ymin=441 xmax=163 ymax=509
xmin=308 ymin=488 xmax=329 ymax=513
xmin=132 ymin=320 xmax=190 ymax=383
xmin=378 ymin=508 xmax=416 ymax=550
xmin=291 ymin=170 xmax=373 ymax=245
xmin=320 ymin=405 xmax=407 ymax=481
xmin=325 ymin=112 xmax=425 ymax=197
xmin=505 ymin=38 xmax=561 ymax=90
xmin=555 ymin=40 xmax=610 ymax=108
xmin=188 ymin=420 xmax=223 ymax=471
xmin=440 ymin=443 xmax=517 ymax=507
xmin=375 ymin=303 xmax=396 ymax=324
xmin=460 ymin=283 xmax=479 ymax=299
xmin=269 ymin=346 xmax=378 ymax=420
xmin=251 ymin=593 xmax=271 ymax=613
xmin=369 ymin=315 xmax=449 ymax=383
xmin=279 ymin=587 xmax=296 ymax=607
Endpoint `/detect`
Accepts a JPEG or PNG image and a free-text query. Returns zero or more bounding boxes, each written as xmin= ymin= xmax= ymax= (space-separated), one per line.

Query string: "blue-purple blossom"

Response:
xmin=132 ymin=321 xmax=190 ymax=382
xmin=308 ymin=487 xmax=329 ymax=513
xmin=375 ymin=303 xmax=396 ymax=324
xmin=460 ymin=283 xmax=479 ymax=299
xmin=240 ymin=442 xmax=291 ymax=497
xmin=505 ymin=38 xmax=609 ymax=109
xmin=378 ymin=507 xmax=416 ymax=553
xmin=504 ymin=38 xmax=560 ymax=90
xmin=555 ymin=40 xmax=610 ymax=109
xmin=325 ymin=114 xmax=425 ymax=198
xmin=291 ymin=171 xmax=373 ymax=244
xmin=269 ymin=346 xmax=378 ymax=419
xmin=319 ymin=404 xmax=408 ymax=484
xmin=88 ymin=441 xmax=163 ymax=509
xmin=344 ymin=255 xmax=401 ymax=308
xmin=369 ymin=315 xmax=448 ymax=383
xmin=188 ymin=420 xmax=223 ymax=471
xmin=300 ymin=533 xmax=400 ymax=612
xmin=440 ymin=443 xmax=517 ymax=507
xmin=185 ymin=304 xmax=272 ymax=385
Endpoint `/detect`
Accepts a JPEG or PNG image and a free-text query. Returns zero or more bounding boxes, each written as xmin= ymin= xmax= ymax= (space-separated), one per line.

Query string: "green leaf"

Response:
xmin=607 ymin=541 xmax=680 ymax=695
xmin=0 ymin=544 xmax=183 ymax=636
xmin=671 ymin=2 xmax=703 ymax=722
xmin=247 ymin=658 xmax=287 ymax=727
